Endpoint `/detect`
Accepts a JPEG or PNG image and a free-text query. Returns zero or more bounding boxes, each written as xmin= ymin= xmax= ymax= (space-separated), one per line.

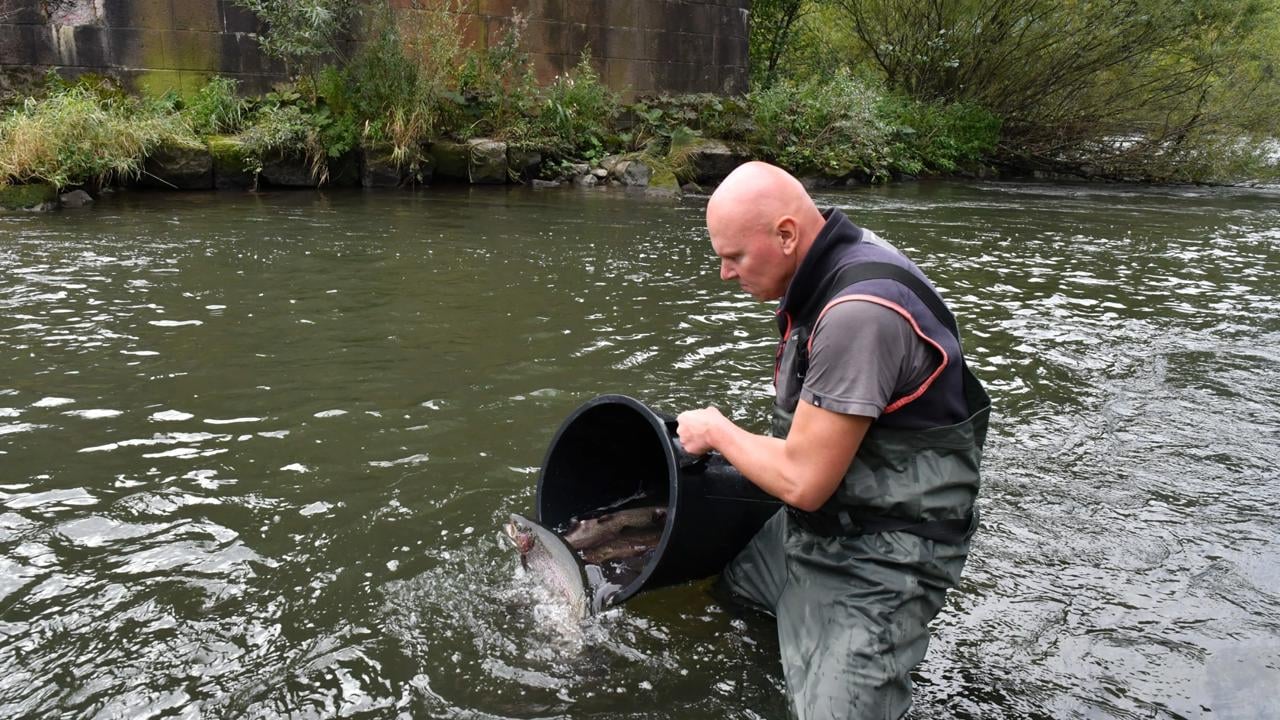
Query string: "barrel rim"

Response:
xmin=535 ymin=393 xmax=677 ymax=606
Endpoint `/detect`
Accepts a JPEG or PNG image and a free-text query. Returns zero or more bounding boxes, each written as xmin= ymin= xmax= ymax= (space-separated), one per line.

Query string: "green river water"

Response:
xmin=1 ymin=182 xmax=1277 ymax=719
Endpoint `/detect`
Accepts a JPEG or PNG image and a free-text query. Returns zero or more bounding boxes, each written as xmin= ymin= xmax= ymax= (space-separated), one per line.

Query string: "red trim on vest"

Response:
xmin=807 ymin=294 xmax=949 ymax=414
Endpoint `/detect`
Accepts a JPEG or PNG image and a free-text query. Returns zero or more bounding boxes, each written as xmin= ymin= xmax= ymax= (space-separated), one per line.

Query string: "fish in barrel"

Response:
xmin=502 ymin=505 xmax=668 ymax=617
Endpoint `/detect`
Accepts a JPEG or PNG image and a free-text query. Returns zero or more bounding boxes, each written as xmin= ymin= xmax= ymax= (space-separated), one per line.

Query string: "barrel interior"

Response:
xmin=537 ymin=400 xmax=673 ymax=530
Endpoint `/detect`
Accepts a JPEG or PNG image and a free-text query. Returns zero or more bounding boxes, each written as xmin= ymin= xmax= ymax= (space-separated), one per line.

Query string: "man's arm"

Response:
xmin=676 ymin=401 xmax=871 ymax=511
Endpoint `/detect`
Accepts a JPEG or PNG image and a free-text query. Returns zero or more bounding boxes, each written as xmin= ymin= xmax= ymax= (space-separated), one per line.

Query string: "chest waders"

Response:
xmin=719 ymin=210 xmax=990 ymax=720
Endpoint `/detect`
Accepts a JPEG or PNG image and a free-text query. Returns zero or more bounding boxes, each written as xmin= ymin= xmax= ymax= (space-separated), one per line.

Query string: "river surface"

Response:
xmin=1 ymin=182 xmax=1277 ymax=719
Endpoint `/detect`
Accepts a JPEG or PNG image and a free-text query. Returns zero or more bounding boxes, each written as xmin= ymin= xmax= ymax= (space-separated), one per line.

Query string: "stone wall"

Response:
xmin=0 ymin=0 xmax=749 ymax=99
xmin=0 ymin=0 xmax=285 ymax=96
xmin=455 ymin=0 xmax=750 ymax=96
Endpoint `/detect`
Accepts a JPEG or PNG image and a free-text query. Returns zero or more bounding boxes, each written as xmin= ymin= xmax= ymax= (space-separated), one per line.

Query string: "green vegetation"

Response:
xmin=4 ymin=0 xmax=1275 ymax=192
xmin=753 ymin=0 xmax=1280 ymax=182
xmin=0 ymin=77 xmax=199 ymax=190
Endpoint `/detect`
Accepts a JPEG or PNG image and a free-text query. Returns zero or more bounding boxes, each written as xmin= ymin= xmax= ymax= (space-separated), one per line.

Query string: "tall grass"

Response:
xmin=0 ymin=84 xmax=199 ymax=189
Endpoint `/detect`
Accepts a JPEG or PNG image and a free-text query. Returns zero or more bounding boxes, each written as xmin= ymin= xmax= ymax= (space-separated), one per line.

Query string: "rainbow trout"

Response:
xmin=503 ymin=513 xmax=599 ymax=618
xmin=562 ymin=506 xmax=667 ymax=552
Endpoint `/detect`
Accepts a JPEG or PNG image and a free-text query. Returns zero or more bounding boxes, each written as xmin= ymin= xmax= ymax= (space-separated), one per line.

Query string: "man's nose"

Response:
xmin=720 ymin=261 xmax=736 ymax=281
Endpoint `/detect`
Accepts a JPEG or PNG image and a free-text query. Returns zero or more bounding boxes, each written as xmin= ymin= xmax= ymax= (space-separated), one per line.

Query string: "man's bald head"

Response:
xmin=705 ymin=162 xmax=827 ymax=301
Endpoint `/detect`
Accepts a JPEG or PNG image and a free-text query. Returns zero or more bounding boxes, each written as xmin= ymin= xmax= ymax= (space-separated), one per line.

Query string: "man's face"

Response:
xmin=709 ymin=225 xmax=790 ymax=302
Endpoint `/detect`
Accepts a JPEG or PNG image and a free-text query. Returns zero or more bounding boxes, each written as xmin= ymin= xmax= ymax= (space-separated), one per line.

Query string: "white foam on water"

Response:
xmin=32 ymin=397 xmax=74 ymax=408
xmin=62 ymin=409 xmax=122 ymax=419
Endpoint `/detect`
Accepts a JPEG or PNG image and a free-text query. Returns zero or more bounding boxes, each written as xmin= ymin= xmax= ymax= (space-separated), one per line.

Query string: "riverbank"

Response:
xmin=0 ymin=67 xmax=1006 ymax=211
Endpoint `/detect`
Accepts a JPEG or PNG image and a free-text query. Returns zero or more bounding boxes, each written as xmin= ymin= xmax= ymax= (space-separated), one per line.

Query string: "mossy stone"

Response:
xmin=207 ymin=135 xmax=253 ymax=190
xmin=0 ymin=182 xmax=58 ymax=211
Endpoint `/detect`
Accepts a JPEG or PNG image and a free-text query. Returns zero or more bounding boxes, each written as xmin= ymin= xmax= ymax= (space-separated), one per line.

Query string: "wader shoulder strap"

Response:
xmin=797 ymin=261 xmax=960 ymax=342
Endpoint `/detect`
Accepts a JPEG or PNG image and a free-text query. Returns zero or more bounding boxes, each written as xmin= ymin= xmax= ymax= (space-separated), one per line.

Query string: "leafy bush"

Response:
xmin=184 ymin=76 xmax=249 ymax=135
xmin=878 ymin=96 xmax=1000 ymax=175
xmin=346 ymin=1 xmax=468 ymax=164
xmin=513 ymin=52 xmax=619 ymax=160
xmin=747 ymin=70 xmax=891 ymax=179
xmin=236 ymin=86 xmax=359 ymax=183
xmin=233 ymin=0 xmax=357 ymax=71
xmin=0 ymin=83 xmax=199 ymax=189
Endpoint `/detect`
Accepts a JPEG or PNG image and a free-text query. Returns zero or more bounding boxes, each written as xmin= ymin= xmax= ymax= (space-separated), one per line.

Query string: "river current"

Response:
xmin=1 ymin=182 xmax=1277 ymax=719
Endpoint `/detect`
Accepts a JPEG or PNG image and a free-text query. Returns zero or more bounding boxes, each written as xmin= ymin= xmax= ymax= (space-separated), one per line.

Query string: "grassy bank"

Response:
xmin=5 ymin=0 xmax=1275 ymax=195
xmin=0 ymin=68 xmax=1001 ymax=194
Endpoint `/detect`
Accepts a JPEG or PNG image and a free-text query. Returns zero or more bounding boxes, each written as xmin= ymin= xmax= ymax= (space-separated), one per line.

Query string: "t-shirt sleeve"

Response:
xmin=800 ymin=299 xmax=939 ymax=418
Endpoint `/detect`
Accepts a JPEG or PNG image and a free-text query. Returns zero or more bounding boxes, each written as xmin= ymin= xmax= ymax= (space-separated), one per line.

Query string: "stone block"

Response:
xmin=603 ymin=58 xmax=646 ymax=95
xmin=0 ymin=26 xmax=32 ymax=64
xmin=165 ymin=30 xmax=221 ymax=71
xmin=530 ymin=52 xmax=566 ymax=84
xmin=563 ymin=0 xmax=602 ymax=26
xmin=208 ymin=135 xmax=254 ymax=189
xmin=178 ymin=71 xmax=213 ymax=97
xmin=70 ymin=25 xmax=109 ymax=68
xmin=430 ymin=140 xmax=470 ymax=181
xmin=108 ymin=28 xmax=166 ymax=69
xmin=361 ymin=143 xmax=403 ymax=188
xmin=530 ymin=0 xmax=565 ymax=19
xmin=172 ymin=0 xmax=222 ymax=31
xmin=102 ymin=0 xmax=174 ymax=30
xmin=219 ymin=1 xmax=260 ymax=34
xmin=2 ymin=1 xmax=44 ymax=25
xmin=144 ymin=143 xmax=215 ymax=190
xmin=714 ymin=33 xmax=747 ymax=69
xmin=686 ymin=138 xmax=748 ymax=184
xmin=527 ymin=19 xmax=567 ymax=56
xmin=326 ymin=151 xmax=360 ymax=187
xmin=479 ymin=0 xmax=531 ymax=17
xmin=604 ymin=0 xmax=637 ymax=28
xmin=603 ymin=26 xmax=644 ymax=60
xmin=131 ymin=69 xmax=182 ymax=96
xmin=681 ymin=5 xmax=714 ymax=36
xmin=27 ymin=25 xmax=61 ymax=66
xmin=467 ymin=138 xmax=508 ymax=184
xmin=259 ymin=152 xmax=315 ymax=188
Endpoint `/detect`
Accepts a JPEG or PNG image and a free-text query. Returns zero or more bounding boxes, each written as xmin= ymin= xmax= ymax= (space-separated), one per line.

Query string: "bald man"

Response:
xmin=678 ymin=162 xmax=990 ymax=720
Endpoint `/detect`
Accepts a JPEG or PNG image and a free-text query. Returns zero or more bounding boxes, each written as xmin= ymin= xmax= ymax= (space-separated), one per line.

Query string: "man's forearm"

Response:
xmin=703 ymin=418 xmax=819 ymax=509
xmin=678 ymin=403 xmax=869 ymax=511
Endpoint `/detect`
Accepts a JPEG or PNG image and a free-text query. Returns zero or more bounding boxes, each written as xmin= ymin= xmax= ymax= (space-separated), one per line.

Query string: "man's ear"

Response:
xmin=777 ymin=216 xmax=799 ymax=255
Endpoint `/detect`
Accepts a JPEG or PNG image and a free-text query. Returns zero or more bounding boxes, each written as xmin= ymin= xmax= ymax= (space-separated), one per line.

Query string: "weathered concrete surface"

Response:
xmin=143 ymin=144 xmax=214 ymax=190
xmin=687 ymin=138 xmax=749 ymax=184
xmin=207 ymin=136 xmax=253 ymax=190
xmin=467 ymin=139 xmax=508 ymax=184
xmin=361 ymin=143 xmax=403 ymax=188
xmin=2 ymin=0 xmax=749 ymax=100
xmin=430 ymin=141 xmax=470 ymax=182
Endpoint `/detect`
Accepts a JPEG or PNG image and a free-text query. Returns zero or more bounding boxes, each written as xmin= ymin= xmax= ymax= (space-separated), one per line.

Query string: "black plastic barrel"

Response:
xmin=536 ymin=394 xmax=781 ymax=605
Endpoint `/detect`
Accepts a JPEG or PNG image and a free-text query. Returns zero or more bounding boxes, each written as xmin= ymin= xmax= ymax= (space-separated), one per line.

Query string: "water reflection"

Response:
xmin=0 ymin=183 xmax=1277 ymax=718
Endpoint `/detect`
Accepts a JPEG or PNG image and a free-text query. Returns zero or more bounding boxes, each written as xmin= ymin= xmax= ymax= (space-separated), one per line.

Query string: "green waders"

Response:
xmin=720 ymin=404 xmax=988 ymax=720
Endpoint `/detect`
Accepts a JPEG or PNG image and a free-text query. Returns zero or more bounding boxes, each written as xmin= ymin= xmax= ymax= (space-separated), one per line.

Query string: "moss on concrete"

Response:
xmin=206 ymin=135 xmax=254 ymax=188
xmin=0 ymin=182 xmax=58 ymax=210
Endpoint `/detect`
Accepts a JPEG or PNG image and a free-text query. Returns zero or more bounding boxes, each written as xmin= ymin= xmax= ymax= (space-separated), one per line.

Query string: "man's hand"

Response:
xmin=676 ymin=400 xmax=872 ymax=511
xmin=676 ymin=406 xmax=729 ymax=456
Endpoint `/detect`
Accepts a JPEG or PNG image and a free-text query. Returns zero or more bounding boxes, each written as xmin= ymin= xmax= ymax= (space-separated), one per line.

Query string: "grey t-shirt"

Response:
xmin=800 ymin=299 xmax=940 ymax=418
xmin=797 ymin=228 xmax=940 ymax=418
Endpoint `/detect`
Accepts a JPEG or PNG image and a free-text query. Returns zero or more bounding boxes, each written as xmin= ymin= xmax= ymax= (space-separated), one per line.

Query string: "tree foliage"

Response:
xmin=829 ymin=0 xmax=1280 ymax=178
